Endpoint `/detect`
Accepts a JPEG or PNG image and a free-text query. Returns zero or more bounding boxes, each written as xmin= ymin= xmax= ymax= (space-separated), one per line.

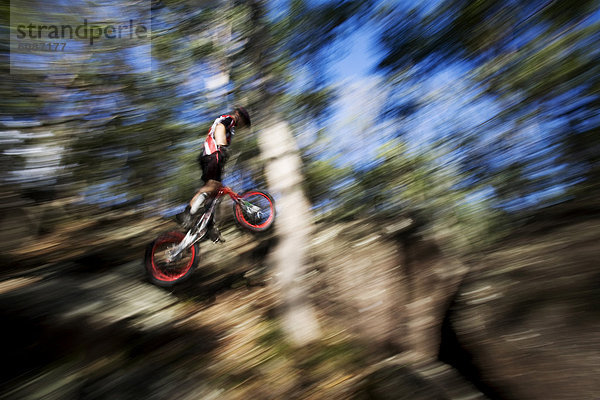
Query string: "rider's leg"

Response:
xmin=193 ymin=180 xmax=225 ymax=242
xmin=176 ymin=180 xmax=222 ymax=228
xmin=177 ymin=152 xmax=224 ymax=228
xmin=190 ymin=180 xmax=221 ymax=213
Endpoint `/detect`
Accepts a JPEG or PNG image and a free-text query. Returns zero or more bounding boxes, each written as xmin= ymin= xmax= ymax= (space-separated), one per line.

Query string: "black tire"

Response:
xmin=233 ymin=190 xmax=276 ymax=232
xmin=144 ymin=231 xmax=199 ymax=287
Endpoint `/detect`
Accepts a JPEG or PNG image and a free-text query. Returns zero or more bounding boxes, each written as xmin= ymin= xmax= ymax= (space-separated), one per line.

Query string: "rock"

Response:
xmin=399 ymin=235 xmax=469 ymax=359
xmin=311 ymin=220 xmax=468 ymax=359
xmin=443 ymin=220 xmax=600 ymax=400
xmin=354 ymin=359 xmax=487 ymax=399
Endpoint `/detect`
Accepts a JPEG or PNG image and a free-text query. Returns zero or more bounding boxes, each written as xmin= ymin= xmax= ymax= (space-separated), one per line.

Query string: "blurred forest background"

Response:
xmin=2 ymin=0 xmax=599 ymax=255
xmin=1 ymin=0 xmax=599 ymax=399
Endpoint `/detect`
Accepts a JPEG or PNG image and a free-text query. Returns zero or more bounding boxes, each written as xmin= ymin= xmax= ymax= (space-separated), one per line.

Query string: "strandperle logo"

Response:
xmin=16 ymin=19 xmax=149 ymax=46
xmin=10 ymin=1 xmax=151 ymax=74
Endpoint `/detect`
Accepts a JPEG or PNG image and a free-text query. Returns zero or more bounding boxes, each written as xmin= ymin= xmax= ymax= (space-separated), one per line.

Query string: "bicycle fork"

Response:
xmin=167 ymin=199 xmax=219 ymax=262
xmin=236 ymin=198 xmax=262 ymax=218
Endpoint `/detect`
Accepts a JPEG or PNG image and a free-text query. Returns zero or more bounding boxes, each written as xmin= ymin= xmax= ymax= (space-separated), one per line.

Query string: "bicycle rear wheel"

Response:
xmin=145 ymin=231 xmax=199 ymax=287
xmin=233 ymin=190 xmax=276 ymax=232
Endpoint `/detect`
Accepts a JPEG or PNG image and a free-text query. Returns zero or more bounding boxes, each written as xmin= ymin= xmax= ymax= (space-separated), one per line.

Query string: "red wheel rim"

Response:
xmin=236 ymin=192 xmax=274 ymax=229
xmin=150 ymin=232 xmax=195 ymax=282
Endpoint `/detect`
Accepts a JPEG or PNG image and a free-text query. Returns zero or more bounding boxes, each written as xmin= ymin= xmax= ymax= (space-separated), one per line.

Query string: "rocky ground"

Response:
xmin=1 ymin=211 xmax=598 ymax=399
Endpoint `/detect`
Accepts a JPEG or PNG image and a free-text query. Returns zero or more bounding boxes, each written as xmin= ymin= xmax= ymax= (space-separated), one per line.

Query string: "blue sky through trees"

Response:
xmin=3 ymin=0 xmax=599 ymax=215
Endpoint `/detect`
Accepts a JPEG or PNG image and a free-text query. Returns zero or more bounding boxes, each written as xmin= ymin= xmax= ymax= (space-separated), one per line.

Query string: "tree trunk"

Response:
xmin=258 ymin=117 xmax=321 ymax=346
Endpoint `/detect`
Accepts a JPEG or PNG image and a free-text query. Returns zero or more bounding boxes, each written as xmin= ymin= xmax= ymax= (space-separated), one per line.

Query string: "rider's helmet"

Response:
xmin=234 ymin=106 xmax=251 ymax=128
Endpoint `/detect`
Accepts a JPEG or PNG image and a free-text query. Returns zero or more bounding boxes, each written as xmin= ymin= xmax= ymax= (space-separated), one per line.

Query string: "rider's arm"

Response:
xmin=214 ymin=123 xmax=228 ymax=146
xmin=214 ymin=123 xmax=230 ymax=163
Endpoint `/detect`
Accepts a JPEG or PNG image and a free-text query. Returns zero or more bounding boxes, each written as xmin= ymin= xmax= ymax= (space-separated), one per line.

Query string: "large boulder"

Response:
xmin=310 ymin=219 xmax=468 ymax=359
xmin=442 ymin=220 xmax=600 ymax=399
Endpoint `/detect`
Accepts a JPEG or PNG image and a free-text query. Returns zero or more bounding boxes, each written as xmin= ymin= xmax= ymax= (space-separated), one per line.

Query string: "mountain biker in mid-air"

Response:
xmin=176 ymin=106 xmax=251 ymax=241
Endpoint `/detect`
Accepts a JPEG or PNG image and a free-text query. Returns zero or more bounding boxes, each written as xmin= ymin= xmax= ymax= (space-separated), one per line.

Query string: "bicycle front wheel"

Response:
xmin=233 ymin=190 xmax=276 ymax=232
xmin=144 ymin=231 xmax=199 ymax=287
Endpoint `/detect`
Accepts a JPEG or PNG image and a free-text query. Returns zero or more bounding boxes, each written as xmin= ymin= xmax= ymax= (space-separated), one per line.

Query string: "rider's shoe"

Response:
xmin=175 ymin=206 xmax=195 ymax=229
xmin=207 ymin=225 xmax=225 ymax=243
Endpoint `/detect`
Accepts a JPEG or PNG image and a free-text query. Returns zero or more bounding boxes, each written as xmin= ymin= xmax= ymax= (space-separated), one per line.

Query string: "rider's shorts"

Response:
xmin=199 ymin=152 xmax=223 ymax=182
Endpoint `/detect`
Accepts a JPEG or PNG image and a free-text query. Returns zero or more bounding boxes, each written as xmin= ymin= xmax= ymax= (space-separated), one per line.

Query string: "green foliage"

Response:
xmin=370 ymin=0 xmax=600 ymax=251
xmin=302 ymin=156 xmax=352 ymax=207
xmin=5 ymin=0 xmax=596 ymax=256
xmin=1 ymin=0 xmax=368 ymax=220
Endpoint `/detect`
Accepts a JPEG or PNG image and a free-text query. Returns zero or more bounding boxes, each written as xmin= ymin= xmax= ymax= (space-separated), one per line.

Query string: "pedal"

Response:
xmin=175 ymin=208 xmax=197 ymax=229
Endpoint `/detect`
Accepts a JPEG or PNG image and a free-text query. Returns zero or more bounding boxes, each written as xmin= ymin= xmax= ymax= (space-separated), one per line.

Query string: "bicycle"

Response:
xmin=145 ymin=187 xmax=275 ymax=287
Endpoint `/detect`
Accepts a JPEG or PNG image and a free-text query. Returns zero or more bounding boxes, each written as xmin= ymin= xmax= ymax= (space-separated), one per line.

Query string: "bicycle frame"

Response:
xmin=167 ymin=186 xmax=261 ymax=261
